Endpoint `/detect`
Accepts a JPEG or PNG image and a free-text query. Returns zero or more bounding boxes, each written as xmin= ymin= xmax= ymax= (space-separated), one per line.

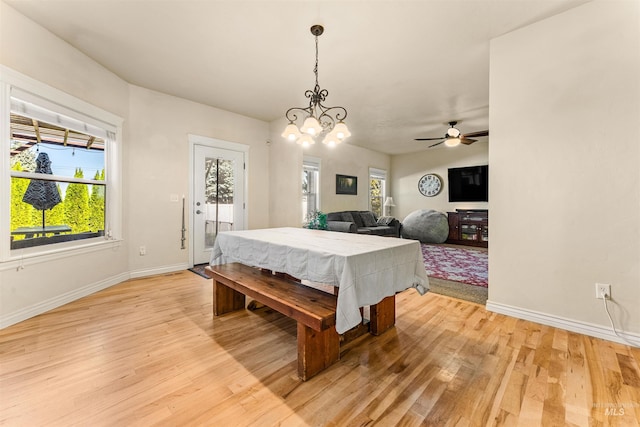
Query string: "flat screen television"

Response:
xmin=448 ymin=165 xmax=488 ymax=202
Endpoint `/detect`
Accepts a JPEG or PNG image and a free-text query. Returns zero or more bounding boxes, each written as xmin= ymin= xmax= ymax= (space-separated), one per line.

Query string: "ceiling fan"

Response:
xmin=415 ymin=121 xmax=489 ymax=148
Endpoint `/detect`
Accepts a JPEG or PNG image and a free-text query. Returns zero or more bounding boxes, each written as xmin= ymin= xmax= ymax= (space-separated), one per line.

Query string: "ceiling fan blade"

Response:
xmin=428 ymin=140 xmax=445 ymax=148
xmin=462 ymin=130 xmax=489 ymax=138
xmin=415 ymin=137 xmax=445 ymax=141
xmin=460 ymin=138 xmax=477 ymax=145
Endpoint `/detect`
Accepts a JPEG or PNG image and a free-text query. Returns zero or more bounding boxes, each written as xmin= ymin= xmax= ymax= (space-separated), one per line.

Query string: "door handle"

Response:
xmin=196 ymin=210 xmax=203 ymax=214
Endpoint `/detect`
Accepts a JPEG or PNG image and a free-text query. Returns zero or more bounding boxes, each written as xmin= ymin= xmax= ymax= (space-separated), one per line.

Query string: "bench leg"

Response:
xmin=297 ymin=323 xmax=340 ymax=381
xmin=369 ymin=295 xmax=395 ymax=336
xmin=213 ymin=279 xmax=245 ymax=316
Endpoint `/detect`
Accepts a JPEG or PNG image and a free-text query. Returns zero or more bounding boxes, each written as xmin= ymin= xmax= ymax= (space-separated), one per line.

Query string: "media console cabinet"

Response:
xmin=446 ymin=210 xmax=488 ymax=248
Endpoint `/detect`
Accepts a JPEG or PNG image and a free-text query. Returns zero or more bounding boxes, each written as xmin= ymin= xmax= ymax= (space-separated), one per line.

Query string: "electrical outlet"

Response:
xmin=595 ymin=283 xmax=610 ymax=299
xmin=139 ymin=246 xmax=146 ymax=256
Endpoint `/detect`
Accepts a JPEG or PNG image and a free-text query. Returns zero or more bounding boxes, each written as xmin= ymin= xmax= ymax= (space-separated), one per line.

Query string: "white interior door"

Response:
xmin=193 ymin=144 xmax=245 ymax=265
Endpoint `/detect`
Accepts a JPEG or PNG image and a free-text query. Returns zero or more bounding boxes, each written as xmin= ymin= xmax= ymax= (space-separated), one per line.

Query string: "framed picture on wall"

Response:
xmin=336 ymin=174 xmax=357 ymax=195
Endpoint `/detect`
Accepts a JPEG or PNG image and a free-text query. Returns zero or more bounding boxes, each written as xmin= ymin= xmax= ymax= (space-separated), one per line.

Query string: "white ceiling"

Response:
xmin=6 ymin=0 xmax=589 ymax=154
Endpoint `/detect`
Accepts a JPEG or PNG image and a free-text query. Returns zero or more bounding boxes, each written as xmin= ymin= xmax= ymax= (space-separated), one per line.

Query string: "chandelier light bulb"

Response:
xmin=333 ymin=122 xmax=351 ymax=140
xmin=297 ymin=134 xmax=315 ymax=147
xmin=281 ymin=123 xmax=301 ymax=141
xmin=301 ymin=116 xmax=322 ymax=135
xmin=322 ymin=132 xmax=340 ymax=147
xmin=282 ymin=25 xmax=349 ymax=148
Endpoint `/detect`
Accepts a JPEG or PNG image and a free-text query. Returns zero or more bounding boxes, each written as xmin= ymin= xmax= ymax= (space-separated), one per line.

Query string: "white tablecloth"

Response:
xmin=210 ymin=227 xmax=429 ymax=334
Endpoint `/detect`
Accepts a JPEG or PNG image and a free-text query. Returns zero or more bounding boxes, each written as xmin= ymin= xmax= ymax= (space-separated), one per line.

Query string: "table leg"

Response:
xmin=369 ymin=295 xmax=395 ymax=335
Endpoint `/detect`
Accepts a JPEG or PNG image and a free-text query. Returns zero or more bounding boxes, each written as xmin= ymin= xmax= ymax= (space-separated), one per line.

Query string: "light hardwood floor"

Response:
xmin=1 ymin=271 xmax=639 ymax=426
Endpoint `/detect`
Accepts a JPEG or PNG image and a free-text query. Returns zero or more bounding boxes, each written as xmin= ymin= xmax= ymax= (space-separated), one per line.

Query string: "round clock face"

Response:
xmin=418 ymin=174 xmax=442 ymax=197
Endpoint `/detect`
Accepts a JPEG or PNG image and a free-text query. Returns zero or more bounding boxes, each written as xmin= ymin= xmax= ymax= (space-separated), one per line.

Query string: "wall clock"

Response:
xmin=418 ymin=173 xmax=442 ymax=197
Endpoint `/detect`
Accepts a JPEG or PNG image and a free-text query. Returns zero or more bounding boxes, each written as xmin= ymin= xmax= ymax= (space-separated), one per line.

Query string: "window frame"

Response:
xmin=369 ymin=167 xmax=387 ymax=218
xmin=1 ymin=66 xmax=123 ymax=264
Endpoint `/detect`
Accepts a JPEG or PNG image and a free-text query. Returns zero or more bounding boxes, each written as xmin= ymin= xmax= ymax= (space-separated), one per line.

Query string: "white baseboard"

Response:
xmin=486 ymin=300 xmax=640 ymax=348
xmin=129 ymin=263 xmax=189 ymax=279
xmin=1 ymin=262 xmax=190 ymax=329
xmin=0 ymin=272 xmax=129 ymax=329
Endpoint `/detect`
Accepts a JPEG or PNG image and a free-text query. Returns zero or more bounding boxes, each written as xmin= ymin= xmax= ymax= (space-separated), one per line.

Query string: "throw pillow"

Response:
xmin=350 ymin=212 xmax=365 ymax=228
xmin=377 ymin=216 xmax=395 ymax=226
xmin=360 ymin=211 xmax=378 ymax=227
xmin=327 ymin=212 xmax=343 ymax=221
xmin=342 ymin=212 xmax=355 ymax=223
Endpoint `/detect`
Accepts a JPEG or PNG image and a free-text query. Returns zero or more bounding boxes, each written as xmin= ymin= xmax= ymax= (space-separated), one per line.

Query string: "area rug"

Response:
xmin=427 ymin=277 xmax=488 ymax=305
xmin=421 ymin=244 xmax=488 ymax=288
xmin=189 ymin=264 xmax=210 ymax=279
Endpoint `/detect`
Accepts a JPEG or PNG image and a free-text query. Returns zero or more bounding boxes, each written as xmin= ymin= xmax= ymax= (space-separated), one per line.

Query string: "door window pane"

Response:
xmin=204 ymin=158 xmax=234 ymax=247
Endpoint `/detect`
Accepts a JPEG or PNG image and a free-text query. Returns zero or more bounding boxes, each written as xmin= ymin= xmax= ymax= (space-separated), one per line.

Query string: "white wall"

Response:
xmin=268 ymin=118 xmax=391 ymax=225
xmin=0 ymin=1 xmax=130 ymax=326
xmin=4 ymin=0 xmax=637 ymax=347
xmin=308 ymin=141 xmax=390 ymax=213
xmin=0 ymin=1 xmax=272 ymax=327
xmin=267 ymin=120 xmax=303 ymax=228
xmin=488 ymin=0 xmax=640 ymax=342
xmin=391 ymin=141 xmax=488 ymax=221
xmin=0 ymin=3 xmax=128 ymax=119
xmin=127 ymin=85 xmax=270 ymax=274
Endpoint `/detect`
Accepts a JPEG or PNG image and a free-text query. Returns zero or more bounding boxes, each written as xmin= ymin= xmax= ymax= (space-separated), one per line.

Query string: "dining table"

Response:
xmin=210 ymin=227 xmax=429 ymax=334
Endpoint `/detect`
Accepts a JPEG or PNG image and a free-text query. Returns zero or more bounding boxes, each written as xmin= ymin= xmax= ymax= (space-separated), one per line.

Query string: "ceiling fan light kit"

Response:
xmin=415 ymin=120 xmax=488 ymax=148
xmin=444 ymin=137 xmax=461 ymax=147
xmin=281 ymin=25 xmax=350 ymax=148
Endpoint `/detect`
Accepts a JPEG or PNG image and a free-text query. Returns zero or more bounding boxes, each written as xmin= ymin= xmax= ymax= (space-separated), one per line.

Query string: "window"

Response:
xmin=2 ymin=67 xmax=122 ymax=260
xmin=302 ymin=156 xmax=321 ymax=223
xmin=369 ymin=168 xmax=387 ymax=218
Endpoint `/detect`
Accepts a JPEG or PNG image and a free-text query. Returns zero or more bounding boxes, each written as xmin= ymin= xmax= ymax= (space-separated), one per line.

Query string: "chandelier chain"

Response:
xmin=314 ymin=34 xmax=319 ymax=89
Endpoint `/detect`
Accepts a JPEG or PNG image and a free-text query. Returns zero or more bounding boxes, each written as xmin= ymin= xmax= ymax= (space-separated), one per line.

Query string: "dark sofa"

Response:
xmin=326 ymin=211 xmax=401 ymax=237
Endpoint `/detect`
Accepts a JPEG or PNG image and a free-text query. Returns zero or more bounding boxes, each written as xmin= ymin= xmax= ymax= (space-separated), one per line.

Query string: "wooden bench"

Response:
xmin=205 ymin=263 xmax=340 ymax=381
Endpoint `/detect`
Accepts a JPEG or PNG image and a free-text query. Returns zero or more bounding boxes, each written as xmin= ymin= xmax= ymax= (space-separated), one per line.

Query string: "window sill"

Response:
xmin=1 ymin=238 xmax=123 ymax=272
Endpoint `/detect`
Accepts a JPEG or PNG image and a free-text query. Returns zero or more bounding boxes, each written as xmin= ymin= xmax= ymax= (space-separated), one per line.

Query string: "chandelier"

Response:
xmin=281 ymin=25 xmax=351 ymax=148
